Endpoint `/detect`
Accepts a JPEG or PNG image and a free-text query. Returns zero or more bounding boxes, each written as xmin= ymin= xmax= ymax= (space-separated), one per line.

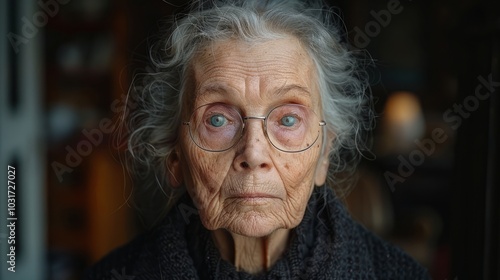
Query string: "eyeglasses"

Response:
xmin=182 ymin=103 xmax=326 ymax=153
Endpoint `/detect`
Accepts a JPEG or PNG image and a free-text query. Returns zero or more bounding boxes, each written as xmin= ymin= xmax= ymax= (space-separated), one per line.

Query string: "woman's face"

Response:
xmin=171 ymin=37 xmax=329 ymax=237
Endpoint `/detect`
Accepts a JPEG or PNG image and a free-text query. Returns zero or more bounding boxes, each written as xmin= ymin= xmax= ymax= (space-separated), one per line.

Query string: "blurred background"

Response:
xmin=0 ymin=0 xmax=498 ymax=279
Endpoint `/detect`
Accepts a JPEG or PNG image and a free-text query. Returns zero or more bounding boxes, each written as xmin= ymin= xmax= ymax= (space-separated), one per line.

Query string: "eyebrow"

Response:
xmin=196 ymin=84 xmax=235 ymax=98
xmin=273 ymin=84 xmax=312 ymax=98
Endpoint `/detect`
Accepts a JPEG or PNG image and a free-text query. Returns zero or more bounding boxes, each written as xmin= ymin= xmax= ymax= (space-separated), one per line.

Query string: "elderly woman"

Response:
xmin=87 ymin=0 xmax=429 ymax=279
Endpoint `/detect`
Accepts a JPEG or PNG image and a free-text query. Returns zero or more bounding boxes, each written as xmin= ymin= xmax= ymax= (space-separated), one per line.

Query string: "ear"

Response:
xmin=167 ymin=149 xmax=183 ymax=188
xmin=314 ymin=153 xmax=330 ymax=186
xmin=314 ymin=138 xmax=332 ymax=186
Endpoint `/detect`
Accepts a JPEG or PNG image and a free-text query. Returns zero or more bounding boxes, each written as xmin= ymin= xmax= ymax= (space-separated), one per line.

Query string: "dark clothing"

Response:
xmin=85 ymin=187 xmax=430 ymax=279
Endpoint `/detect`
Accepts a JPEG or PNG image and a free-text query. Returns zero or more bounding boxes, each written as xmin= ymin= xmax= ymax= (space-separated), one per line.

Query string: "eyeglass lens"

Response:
xmin=187 ymin=103 xmax=322 ymax=152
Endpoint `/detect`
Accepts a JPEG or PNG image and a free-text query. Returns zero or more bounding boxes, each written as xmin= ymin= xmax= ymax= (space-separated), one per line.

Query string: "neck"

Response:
xmin=211 ymin=228 xmax=291 ymax=274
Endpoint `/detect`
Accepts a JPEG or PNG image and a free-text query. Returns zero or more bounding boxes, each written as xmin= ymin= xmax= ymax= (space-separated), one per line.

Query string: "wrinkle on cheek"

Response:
xmin=188 ymin=150 xmax=217 ymax=188
xmin=186 ymin=148 xmax=235 ymax=229
xmin=278 ymin=152 xmax=319 ymax=226
xmin=202 ymin=201 xmax=224 ymax=229
xmin=198 ymin=194 xmax=227 ymax=230
xmin=284 ymin=205 xmax=304 ymax=226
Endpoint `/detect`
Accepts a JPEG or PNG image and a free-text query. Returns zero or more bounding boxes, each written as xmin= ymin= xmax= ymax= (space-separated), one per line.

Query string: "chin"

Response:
xmin=225 ymin=212 xmax=286 ymax=238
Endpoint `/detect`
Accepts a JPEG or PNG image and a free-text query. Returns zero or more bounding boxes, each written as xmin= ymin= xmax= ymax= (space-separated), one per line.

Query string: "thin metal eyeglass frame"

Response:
xmin=182 ymin=104 xmax=327 ymax=153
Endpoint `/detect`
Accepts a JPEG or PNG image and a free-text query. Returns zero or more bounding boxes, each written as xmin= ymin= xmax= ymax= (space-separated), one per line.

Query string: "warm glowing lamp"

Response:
xmin=380 ymin=91 xmax=425 ymax=154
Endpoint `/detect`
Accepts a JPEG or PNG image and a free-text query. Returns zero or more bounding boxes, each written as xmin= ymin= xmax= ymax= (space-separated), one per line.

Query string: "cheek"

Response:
xmin=182 ymin=146 xmax=231 ymax=208
xmin=279 ymin=150 xmax=321 ymax=217
xmin=279 ymin=151 xmax=319 ymax=188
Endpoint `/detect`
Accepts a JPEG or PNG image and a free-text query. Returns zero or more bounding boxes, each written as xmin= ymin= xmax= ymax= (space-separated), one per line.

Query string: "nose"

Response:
xmin=233 ymin=118 xmax=272 ymax=171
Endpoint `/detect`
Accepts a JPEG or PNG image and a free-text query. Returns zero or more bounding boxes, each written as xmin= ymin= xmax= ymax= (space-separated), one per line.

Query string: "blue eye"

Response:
xmin=281 ymin=116 xmax=297 ymax=127
xmin=210 ymin=114 xmax=227 ymax=127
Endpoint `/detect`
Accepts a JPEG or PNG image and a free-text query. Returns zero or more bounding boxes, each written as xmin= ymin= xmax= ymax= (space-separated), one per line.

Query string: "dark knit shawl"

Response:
xmin=85 ymin=186 xmax=430 ymax=279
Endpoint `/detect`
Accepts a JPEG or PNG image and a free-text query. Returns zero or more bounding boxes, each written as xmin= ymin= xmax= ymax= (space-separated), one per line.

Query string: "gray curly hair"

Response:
xmin=121 ymin=0 xmax=373 ymax=226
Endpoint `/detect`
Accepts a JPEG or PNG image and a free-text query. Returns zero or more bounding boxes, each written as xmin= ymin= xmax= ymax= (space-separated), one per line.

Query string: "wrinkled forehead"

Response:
xmin=183 ymin=37 xmax=321 ymax=111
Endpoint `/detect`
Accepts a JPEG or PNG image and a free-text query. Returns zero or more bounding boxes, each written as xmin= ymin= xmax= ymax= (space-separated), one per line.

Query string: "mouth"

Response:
xmin=223 ymin=177 xmax=284 ymax=205
xmin=229 ymin=193 xmax=279 ymax=205
xmin=233 ymin=193 xmax=276 ymax=199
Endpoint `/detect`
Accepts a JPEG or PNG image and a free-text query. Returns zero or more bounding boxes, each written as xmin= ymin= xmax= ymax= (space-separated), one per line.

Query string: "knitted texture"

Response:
xmin=85 ymin=187 xmax=430 ymax=279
